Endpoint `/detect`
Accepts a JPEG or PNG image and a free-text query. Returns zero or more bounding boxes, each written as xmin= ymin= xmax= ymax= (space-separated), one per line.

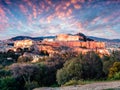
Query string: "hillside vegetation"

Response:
xmin=0 ymin=50 xmax=120 ymax=90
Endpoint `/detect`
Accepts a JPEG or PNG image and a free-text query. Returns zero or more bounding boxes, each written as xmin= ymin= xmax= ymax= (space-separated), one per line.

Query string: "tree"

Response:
xmin=56 ymin=58 xmax=83 ymax=85
xmin=57 ymin=51 xmax=104 ymax=85
xmin=10 ymin=63 xmax=39 ymax=90
xmin=57 ymin=68 xmax=69 ymax=85
xmin=0 ymin=76 xmax=21 ymax=90
xmin=33 ymin=63 xmax=47 ymax=86
xmin=82 ymin=51 xmax=104 ymax=79
xmin=102 ymin=51 xmax=120 ymax=76
xmin=111 ymin=51 xmax=120 ymax=61
xmin=108 ymin=62 xmax=120 ymax=79
xmin=0 ymin=69 xmax=11 ymax=78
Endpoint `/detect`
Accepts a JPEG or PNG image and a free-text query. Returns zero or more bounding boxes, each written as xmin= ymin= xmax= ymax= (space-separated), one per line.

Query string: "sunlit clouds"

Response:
xmin=0 ymin=0 xmax=120 ymax=40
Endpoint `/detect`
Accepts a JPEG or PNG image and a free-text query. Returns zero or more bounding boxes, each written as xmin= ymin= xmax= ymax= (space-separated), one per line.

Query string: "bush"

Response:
xmin=57 ymin=68 xmax=70 ymax=85
xmin=0 ymin=77 xmax=21 ymax=90
xmin=111 ymin=72 xmax=120 ymax=80
xmin=25 ymin=81 xmax=39 ymax=90
xmin=108 ymin=62 xmax=120 ymax=79
xmin=82 ymin=51 xmax=104 ymax=79
xmin=102 ymin=51 xmax=120 ymax=76
xmin=56 ymin=51 xmax=104 ymax=85
xmin=56 ymin=58 xmax=82 ymax=85
xmin=0 ymin=69 xmax=11 ymax=78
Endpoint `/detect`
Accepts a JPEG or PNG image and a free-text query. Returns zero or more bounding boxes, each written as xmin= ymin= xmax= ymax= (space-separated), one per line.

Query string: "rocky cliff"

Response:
xmin=38 ymin=40 xmax=107 ymax=55
xmin=41 ymin=41 xmax=105 ymax=49
xmin=12 ymin=33 xmax=108 ymax=55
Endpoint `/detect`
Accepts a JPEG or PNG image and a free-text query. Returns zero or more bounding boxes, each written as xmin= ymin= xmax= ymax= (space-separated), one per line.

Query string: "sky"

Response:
xmin=0 ymin=0 xmax=120 ymax=40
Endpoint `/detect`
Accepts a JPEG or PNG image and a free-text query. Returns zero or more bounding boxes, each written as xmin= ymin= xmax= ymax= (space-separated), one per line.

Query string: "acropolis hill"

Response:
xmin=12 ymin=33 xmax=109 ymax=56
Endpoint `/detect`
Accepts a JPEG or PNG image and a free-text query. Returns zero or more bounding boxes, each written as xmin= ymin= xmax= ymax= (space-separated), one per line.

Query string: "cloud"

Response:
xmin=5 ymin=0 xmax=11 ymax=4
xmin=23 ymin=0 xmax=32 ymax=7
xmin=19 ymin=4 xmax=28 ymax=15
xmin=46 ymin=15 xmax=54 ymax=23
xmin=74 ymin=4 xmax=81 ymax=9
xmin=0 ymin=0 xmax=120 ymax=40
xmin=32 ymin=5 xmax=37 ymax=19
xmin=0 ymin=6 xmax=8 ymax=23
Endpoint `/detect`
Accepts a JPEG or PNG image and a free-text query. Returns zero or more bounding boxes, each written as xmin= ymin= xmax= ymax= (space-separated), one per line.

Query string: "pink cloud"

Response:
xmin=5 ymin=0 xmax=11 ymax=4
xmin=74 ymin=4 xmax=81 ymax=9
xmin=102 ymin=11 xmax=120 ymax=23
xmin=19 ymin=4 xmax=28 ymax=15
xmin=71 ymin=0 xmax=77 ymax=4
xmin=23 ymin=0 xmax=32 ymax=7
xmin=47 ymin=15 xmax=54 ymax=23
xmin=65 ymin=2 xmax=71 ymax=7
xmin=46 ymin=0 xmax=53 ymax=5
xmin=66 ymin=8 xmax=73 ymax=16
xmin=91 ymin=17 xmax=101 ymax=24
xmin=33 ymin=5 xmax=37 ymax=19
xmin=0 ymin=6 xmax=8 ymax=23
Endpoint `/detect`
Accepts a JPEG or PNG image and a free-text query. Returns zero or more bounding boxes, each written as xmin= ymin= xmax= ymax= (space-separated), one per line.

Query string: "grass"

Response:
xmin=103 ymin=88 xmax=120 ymax=90
xmin=63 ymin=79 xmax=120 ymax=86
xmin=63 ymin=80 xmax=94 ymax=86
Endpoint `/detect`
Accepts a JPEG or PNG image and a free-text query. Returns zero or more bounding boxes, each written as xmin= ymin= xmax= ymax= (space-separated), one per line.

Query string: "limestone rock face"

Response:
xmin=58 ymin=41 xmax=105 ymax=49
xmin=37 ymin=41 xmax=107 ymax=55
xmin=37 ymin=45 xmax=56 ymax=54
xmin=14 ymin=39 xmax=34 ymax=48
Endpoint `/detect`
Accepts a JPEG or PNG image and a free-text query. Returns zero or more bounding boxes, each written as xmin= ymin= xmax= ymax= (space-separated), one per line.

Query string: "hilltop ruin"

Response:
xmin=12 ymin=33 xmax=109 ymax=56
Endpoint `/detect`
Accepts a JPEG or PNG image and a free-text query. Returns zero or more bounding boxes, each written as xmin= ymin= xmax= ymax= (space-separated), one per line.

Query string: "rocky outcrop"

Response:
xmin=12 ymin=33 xmax=108 ymax=56
xmin=14 ymin=39 xmax=34 ymax=49
xmin=36 ymin=41 xmax=107 ymax=55
xmin=47 ymin=41 xmax=105 ymax=49
xmin=37 ymin=45 xmax=57 ymax=54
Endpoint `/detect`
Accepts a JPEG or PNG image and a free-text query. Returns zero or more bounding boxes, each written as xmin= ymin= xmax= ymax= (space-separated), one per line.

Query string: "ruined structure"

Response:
xmin=40 ymin=33 xmax=108 ymax=55
xmin=12 ymin=33 xmax=109 ymax=56
xmin=55 ymin=33 xmax=94 ymax=41
xmin=55 ymin=34 xmax=83 ymax=41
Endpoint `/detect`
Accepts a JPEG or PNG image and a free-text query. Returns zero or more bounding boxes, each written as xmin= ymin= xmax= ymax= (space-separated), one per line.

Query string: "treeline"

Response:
xmin=0 ymin=51 xmax=120 ymax=90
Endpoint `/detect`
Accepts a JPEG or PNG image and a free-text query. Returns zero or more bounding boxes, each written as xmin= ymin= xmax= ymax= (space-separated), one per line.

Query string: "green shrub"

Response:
xmin=82 ymin=51 xmax=104 ymax=79
xmin=57 ymin=51 xmax=104 ymax=85
xmin=108 ymin=62 xmax=120 ymax=79
xmin=110 ymin=72 xmax=120 ymax=80
xmin=0 ymin=69 xmax=11 ymax=78
xmin=57 ymin=68 xmax=70 ymax=85
xmin=25 ymin=81 xmax=39 ymax=90
xmin=56 ymin=58 xmax=83 ymax=85
xmin=0 ymin=76 xmax=21 ymax=90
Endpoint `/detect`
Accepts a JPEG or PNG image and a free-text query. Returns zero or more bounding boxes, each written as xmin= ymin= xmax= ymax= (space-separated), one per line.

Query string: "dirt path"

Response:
xmin=34 ymin=81 xmax=120 ymax=90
